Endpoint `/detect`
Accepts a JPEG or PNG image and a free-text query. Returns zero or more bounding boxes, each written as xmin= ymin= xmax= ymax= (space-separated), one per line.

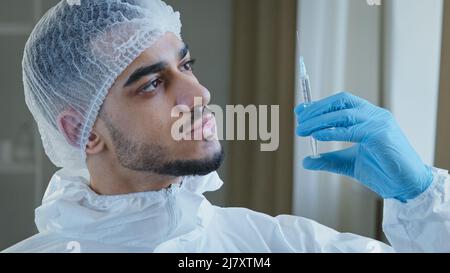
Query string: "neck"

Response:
xmin=87 ymin=156 xmax=182 ymax=196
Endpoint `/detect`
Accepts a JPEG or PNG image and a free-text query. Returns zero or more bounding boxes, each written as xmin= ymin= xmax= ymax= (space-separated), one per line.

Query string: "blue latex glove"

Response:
xmin=295 ymin=92 xmax=433 ymax=202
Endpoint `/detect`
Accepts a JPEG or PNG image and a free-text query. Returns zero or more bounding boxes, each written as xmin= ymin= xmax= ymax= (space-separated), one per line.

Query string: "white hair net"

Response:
xmin=23 ymin=0 xmax=182 ymax=169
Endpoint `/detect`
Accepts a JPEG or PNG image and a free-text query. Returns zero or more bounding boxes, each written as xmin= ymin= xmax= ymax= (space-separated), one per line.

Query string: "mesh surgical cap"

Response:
xmin=23 ymin=0 xmax=182 ymax=169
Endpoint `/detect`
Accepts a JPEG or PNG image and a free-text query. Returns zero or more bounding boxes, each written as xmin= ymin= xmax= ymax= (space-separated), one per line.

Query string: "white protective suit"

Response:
xmin=3 ymin=167 xmax=450 ymax=253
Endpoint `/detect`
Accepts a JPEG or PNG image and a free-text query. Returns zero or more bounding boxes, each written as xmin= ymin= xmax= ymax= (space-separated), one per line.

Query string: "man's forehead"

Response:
xmin=111 ymin=35 xmax=188 ymax=87
xmin=91 ymin=29 xmax=184 ymax=66
xmin=137 ymin=33 xmax=187 ymax=62
xmin=125 ymin=41 xmax=188 ymax=75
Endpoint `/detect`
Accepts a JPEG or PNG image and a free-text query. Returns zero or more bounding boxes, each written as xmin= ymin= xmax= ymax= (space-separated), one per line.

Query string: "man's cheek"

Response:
xmin=129 ymin=114 xmax=163 ymax=142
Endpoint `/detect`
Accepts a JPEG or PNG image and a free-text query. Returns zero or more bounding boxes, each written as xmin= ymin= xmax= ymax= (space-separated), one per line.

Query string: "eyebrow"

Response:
xmin=124 ymin=43 xmax=190 ymax=87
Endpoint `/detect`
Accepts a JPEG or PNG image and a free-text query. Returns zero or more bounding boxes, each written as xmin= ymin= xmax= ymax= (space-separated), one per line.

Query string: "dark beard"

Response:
xmin=101 ymin=113 xmax=224 ymax=176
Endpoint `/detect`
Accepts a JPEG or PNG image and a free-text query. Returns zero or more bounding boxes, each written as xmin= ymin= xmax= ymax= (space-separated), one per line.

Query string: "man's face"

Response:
xmin=96 ymin=32 xmax=223 ymax=176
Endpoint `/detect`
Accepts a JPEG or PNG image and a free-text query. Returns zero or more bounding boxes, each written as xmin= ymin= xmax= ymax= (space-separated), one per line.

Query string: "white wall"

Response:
xmin=294 ymin=0 xmax=382 ymax=237
xmin=383 ymin=0 xmax=443 ymax=166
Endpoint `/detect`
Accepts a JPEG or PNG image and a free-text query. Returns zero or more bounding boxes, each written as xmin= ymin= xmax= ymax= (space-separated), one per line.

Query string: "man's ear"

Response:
xmin=57 ymin=110 xmax=83 ymax=147
xmin=85 ymin=130 xmax=105 ymax=155
xmin=57 ymin=110 xmax=105 ymax=154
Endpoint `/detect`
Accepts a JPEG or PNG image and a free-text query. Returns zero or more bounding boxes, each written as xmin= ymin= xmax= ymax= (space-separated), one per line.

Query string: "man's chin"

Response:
xmin=182 ymin=138 xmax=221 ymax=157
xmin=158 ymin=145 xmax=224 ymax=177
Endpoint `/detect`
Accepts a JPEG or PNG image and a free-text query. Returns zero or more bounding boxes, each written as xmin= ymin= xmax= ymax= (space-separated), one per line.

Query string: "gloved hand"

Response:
xmin=295 ymin=92 xmax=433 ymax=202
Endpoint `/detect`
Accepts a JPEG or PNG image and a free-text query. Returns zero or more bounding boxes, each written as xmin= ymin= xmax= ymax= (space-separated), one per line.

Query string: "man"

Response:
xmin=3 ymin=0 xmax=450 ymax=252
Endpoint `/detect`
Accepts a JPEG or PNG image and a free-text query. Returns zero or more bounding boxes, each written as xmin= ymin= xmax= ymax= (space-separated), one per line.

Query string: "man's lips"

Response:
xmin=203 ymin=114 xmax=215 ymax=130
xmin=183 ymin=113 xmax=216 ymax=138
xmin=192 ymin=113 xmax=214 ymax=132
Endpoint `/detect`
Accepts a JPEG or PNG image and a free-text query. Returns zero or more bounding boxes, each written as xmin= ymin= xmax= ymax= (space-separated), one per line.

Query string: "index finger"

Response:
xmin=297 ymin=92 xmax=367 ymax=123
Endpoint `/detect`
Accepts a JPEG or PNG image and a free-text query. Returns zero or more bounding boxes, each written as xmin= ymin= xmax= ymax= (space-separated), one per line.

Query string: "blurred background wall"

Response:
xmin=0 ymin=0 xmax=447 ymax=250
xmin=0 ymin=0 xmax=61 ymax=250
xmin=436 ymin=1 xmax=450 ymax=175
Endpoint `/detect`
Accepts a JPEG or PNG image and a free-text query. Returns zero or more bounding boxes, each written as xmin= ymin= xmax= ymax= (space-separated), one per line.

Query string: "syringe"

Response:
xmin=299 ymin=56 xmax=319 ymax=158
xmin=296 ymin=32 xmax=319 ymax=158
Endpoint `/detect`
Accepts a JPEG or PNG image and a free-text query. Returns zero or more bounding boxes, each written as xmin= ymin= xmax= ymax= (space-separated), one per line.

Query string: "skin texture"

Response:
xmin=60 ymin=32 xmax=222 ymax=195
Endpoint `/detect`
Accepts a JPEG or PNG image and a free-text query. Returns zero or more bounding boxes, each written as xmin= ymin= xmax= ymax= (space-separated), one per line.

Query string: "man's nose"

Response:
xmin=174 ymin=74 xmax=211 ymax=108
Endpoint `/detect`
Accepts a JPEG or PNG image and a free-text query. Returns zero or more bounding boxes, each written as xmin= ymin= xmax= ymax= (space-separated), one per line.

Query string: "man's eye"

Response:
xmin=141 ymin=78 xmax=163 ymax=93
xmin=182 ymin=59 xmax=196 ymax=72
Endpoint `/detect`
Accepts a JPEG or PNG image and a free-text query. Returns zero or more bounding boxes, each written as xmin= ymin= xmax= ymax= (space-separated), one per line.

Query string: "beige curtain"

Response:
xmin=226 ymin=0 xmax=297 ymax=216
xmin=436 ymin=1 xmax=450 ymax=168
